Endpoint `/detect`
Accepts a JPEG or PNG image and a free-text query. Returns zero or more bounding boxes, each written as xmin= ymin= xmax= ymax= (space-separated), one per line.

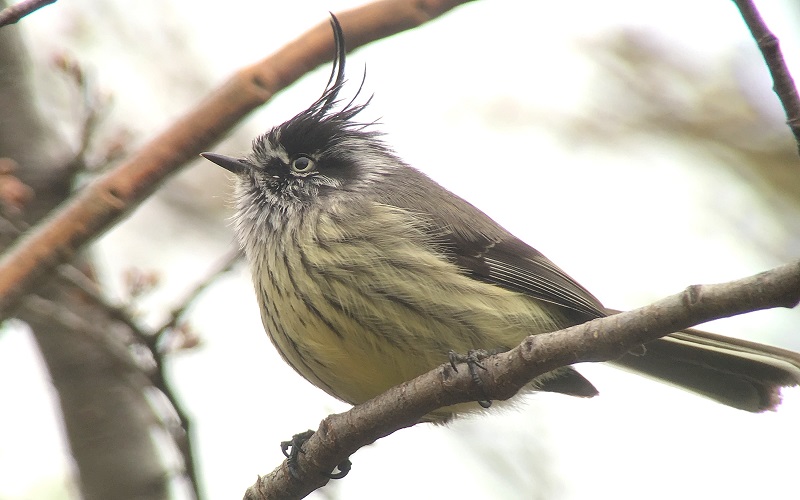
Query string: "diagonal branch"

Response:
xmin=0 ymin=0 xmax=474 ymax=320
xmin=0 ymin=0 xmax=57 ymax=27
xmin=732 ymin=0 xmax=800 ymax=154
xmin=244 ymin=260 xmax=800 ymax=499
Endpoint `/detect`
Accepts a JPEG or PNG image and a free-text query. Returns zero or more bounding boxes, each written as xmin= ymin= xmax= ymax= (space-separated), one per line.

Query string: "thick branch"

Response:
xmin=732 ymin=0 xmax=800 ymax=154
xmin=0 ymin=0 xmax=474 ymax=320
xmin=245 ymin=260 xmax=800 ymax=499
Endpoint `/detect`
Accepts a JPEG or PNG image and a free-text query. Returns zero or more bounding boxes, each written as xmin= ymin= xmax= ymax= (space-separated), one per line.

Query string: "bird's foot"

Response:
xmin=448 ymin=349 xmax=503 ymax=408
xmin=281 ymin=429 xmax=352 ymax=480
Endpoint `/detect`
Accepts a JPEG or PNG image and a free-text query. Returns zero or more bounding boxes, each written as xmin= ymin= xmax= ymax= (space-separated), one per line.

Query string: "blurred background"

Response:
xmin=1 ymin=0 xmax=799 ymax=498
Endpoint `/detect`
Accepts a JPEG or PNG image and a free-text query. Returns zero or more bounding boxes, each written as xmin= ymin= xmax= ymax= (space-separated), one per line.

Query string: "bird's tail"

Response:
xmin=609 ymin=327 xmax=800 ymax=412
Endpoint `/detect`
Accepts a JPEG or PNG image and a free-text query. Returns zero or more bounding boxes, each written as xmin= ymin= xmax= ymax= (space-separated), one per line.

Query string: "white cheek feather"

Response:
xmin=313 ymin=175 xmax=342 ymax=189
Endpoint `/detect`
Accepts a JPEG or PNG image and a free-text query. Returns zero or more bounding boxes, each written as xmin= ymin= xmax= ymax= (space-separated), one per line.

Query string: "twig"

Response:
xmin=60 ymin=248 xmax=239 ymax=500
xmin=0 ymin=0 xmax=474 ymax=321
xmin=52 ymin=53 xmax=113 ymax=175
xmin=0 ymin=0 xmax=56 ymax=27
xmin=148 ymin=349 xmax=200 ymax=499
xmin=24 ymin=290 xmax=201 ymax=498
xmin=732 ymin=0 xmax=800 ymax=154
xmin=244 ymin=260 xmax=800 ymax=499
xmin=153 ymin=245 xmax=241 ymax=347
xmin=148 ymin=247 xmax=240 ymax=500
xmin=57 ymin=265 xmax=151 ymax=344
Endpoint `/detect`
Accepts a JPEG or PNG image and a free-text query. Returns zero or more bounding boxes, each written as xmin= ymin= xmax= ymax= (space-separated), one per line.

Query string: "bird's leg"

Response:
xmin=280 ymin=429 xmax=352 ymax=480
xmin=448 ymin=349 xmax=505 ymax=408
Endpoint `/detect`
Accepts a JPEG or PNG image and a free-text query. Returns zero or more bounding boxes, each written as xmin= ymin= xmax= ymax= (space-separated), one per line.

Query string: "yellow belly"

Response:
xmin=248 ymin=203 xmax=564 ymax=413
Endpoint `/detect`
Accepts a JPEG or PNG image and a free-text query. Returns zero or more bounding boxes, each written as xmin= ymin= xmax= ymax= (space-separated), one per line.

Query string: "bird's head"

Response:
xmin=202 ymin=14 xmax=396 ymax=211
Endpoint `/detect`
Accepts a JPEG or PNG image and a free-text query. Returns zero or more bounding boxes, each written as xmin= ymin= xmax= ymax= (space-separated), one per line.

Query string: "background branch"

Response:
xmin=733 ymin=0 xmax=800 ymax=154
xmin=152 ymin=246 xmax=241 ymax=347
xmin=0 ymin=0 xmax=57 ymax=27
xmin=1 ymin=2 xmax=175 ymax=497
xmin=58 ymin=249 xmax=241 ymax=498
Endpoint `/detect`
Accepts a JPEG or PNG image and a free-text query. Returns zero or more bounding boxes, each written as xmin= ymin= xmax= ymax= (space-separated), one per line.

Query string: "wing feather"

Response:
xmin=372 ymin=166 xmax=605 ymax=322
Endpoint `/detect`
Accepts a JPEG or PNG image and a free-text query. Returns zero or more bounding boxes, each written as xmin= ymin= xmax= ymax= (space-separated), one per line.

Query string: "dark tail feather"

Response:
xmin=609 ymin=328 xmax=800 ymax=412
xmin=535 ymin=366 xmax=600 ymax=398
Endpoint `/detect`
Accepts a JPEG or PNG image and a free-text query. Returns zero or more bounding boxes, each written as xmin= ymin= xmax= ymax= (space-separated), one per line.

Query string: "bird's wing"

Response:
xmin=377 ymin=169 xmax=606 ymax=322
xmin=447 ymin=233 xmax=606 ymax=321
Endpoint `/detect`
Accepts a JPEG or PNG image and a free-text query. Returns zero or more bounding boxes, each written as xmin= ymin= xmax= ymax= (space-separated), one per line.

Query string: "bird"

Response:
xmin=202 ymin=14 xmax=800 ymax=423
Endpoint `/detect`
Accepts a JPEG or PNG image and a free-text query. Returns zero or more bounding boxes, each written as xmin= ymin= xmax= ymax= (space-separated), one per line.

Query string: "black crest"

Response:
xmin=256 ymin=14 xmax=377 ymax=160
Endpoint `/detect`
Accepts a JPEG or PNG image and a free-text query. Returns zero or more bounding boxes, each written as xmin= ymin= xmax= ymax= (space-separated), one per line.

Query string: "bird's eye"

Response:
xmin=290 ymin=156 xmax=315 ymax=173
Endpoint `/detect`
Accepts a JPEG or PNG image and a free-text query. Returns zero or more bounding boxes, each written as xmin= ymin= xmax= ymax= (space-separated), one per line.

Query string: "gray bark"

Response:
xmin=1 ymin=5 xmax=172 ymax=499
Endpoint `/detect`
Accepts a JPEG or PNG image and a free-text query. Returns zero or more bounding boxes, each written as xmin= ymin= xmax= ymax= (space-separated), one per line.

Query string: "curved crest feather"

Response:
xmin=254 ymin=14 xmax=379 ymax=162
xmin=287 ymin=14 xmax=373 ymax=131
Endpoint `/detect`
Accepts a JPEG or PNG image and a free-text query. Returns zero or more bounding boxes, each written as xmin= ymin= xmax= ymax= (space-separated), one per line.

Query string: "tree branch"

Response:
xmin=244 ymin=260 xmax=800 ymax=499
xmin=58 ymin=249 xmax=241 ymax=499
xmin=732 ymin=0 xmax=800 ymax=154
xmin=0 ymin=0 xmax=474 ymax=320
xmin=152 ymin=245 xmax=241 ymax=348
xmin=0 ymin=0 xmax=57 ymax=28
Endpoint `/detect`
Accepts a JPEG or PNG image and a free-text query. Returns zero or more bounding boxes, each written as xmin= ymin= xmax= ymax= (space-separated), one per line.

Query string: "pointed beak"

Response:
xmin=200 ymin=152 xmax=250 ymax=175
